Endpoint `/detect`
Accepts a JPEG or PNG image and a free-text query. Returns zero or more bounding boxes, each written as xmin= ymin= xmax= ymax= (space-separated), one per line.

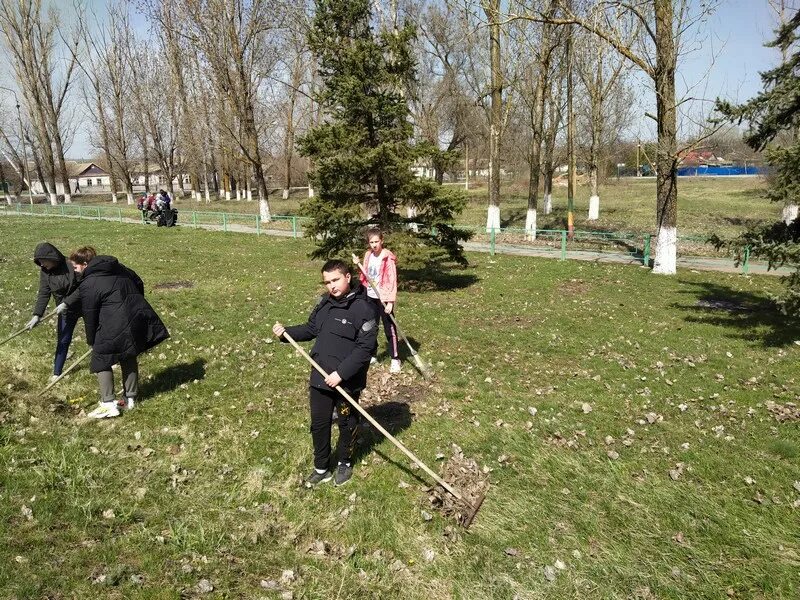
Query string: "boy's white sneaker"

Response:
xmin=390 ymin=359 xmax=401 ymax=374
xmin=117 ymin=397 xmax=135 ymax=410
xmin=87 ymin=401 xmax=120 ymax=419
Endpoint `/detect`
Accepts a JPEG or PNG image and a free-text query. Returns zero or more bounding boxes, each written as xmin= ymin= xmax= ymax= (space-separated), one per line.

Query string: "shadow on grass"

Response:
xmin=140 ymin=358 xmax=207 ymax=399
xmin=715 ymin=215 xmax=769 ymax=228
xmin=352 ymin=400 xmax=429 ymax=485
xmin=501 ymin=208 xmax=526 ymax=228
xmin=673 ymin=280 xmax=800 ymax=347
xmin=400 ymin=268 xmax=479 ymax=293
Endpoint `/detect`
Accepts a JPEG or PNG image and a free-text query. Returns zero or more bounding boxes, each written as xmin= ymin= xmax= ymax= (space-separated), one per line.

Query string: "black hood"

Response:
xmin=33 ymin=242 xmax=66 ymax=269
xmin=83 ymin=255 xmax=122 ymax=277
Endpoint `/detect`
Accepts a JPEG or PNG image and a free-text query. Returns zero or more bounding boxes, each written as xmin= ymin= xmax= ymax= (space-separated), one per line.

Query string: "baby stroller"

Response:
xmin=154 ymin=207 xmax=178 ymax=227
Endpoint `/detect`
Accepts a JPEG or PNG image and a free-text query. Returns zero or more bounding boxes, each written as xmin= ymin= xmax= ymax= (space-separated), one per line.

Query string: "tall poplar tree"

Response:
xmin=298 ymin=0 xmax=471 ymax=266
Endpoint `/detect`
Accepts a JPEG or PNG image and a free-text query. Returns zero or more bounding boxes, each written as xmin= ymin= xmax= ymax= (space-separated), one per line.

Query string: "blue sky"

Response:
xmin=66 ymin=0 xmax=787 ymax=157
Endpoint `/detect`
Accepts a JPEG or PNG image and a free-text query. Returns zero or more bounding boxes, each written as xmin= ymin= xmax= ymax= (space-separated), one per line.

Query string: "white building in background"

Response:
xmin=30 ymin=162 xmax=112 ymax=195
xmin=130 ymin=163 xmax=192 ymax=191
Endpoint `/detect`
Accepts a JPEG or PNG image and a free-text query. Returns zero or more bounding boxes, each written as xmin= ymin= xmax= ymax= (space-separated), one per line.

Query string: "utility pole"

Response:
xmin=566 ymin=16 xmax=576 ymax=240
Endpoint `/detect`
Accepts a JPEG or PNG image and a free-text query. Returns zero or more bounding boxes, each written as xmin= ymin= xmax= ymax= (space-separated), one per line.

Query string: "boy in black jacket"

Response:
xmin=273 ymin=259 xmax=378 ymax=487
xmin=28 ymin=243 xmax=83 ymax=381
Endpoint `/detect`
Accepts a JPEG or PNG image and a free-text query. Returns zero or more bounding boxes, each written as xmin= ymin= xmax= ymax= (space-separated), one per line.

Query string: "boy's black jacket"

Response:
xmin=284 ymin=282 xmax=378 ymax=394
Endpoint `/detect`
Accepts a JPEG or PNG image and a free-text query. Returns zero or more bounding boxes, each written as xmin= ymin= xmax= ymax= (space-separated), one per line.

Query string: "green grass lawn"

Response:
xmin=1 ymin=217 xmax=799 ymax=599
xmin=61 ymin=176 xmax=775 ymax=240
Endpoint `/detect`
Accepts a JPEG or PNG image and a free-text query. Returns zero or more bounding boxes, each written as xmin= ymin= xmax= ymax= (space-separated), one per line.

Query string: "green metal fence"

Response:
xmin=0 ymin=202 xmax=753 ymax=273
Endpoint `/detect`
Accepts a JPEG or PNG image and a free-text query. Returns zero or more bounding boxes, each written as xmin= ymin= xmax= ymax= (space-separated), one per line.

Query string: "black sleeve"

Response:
xmin=32 ymin=271 xmax=52 ymax=317
xmin=336 ymin=303 xmax=378 ymax=381
xmin=283 ymin=298 xmax=323 ymax=343
xmin=81 ymin=285 xmax=99 ymax=346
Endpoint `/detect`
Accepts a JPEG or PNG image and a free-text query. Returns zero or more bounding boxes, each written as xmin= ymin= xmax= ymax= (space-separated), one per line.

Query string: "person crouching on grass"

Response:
xmin=273 ymin=259 xmax=378 ymax=487
xmin=69 ymin=246 xmax=169 ymax=419
xmin=360 ymin=227 xmax=401 ymax=373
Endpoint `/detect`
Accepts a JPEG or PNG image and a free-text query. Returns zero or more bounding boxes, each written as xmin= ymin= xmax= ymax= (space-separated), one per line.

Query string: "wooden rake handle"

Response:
xmin=351 ymin=254 xmax=419 ymax=357
xmin=0 ymin=309 xmax=58 ymax=347
xmin=39 ymin=348 xmax=92 ymax=396
xmin=280 ymin=329 xmax=462 ymax=501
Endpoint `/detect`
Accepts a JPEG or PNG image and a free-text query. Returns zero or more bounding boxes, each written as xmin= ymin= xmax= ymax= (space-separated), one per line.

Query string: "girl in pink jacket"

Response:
xmin=360 ymin=227 xmax=401 ymax=373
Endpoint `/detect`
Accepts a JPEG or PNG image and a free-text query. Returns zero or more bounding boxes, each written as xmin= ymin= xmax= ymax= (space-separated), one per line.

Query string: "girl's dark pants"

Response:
xmin=309 ymin=386 xmax=360 ymax=470
xmin=54 ymin=314 xmax=79 ymax=376
xmin=368 ymin=297 xmax=399 ymax=360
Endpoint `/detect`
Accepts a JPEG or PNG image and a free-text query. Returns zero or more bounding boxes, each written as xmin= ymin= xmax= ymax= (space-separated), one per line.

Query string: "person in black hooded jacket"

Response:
xmin=28 ymin=242 xmax=83 ymax=380
xmin=69 ymin=246 xmax=170 ymax=419
xmin=273 ymin=259 xmax=378 ymax=488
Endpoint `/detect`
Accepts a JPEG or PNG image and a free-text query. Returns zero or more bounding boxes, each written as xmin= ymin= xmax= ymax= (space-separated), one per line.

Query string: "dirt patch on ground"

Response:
xmin=429 ymin=444 xmax=489 ymax=527
xmin=153 ymin=280 xmax=194 ymax=290
xmin=765 ymin=401 xmax=800 ymax=422
xmin=556 ymin=278 xmax=591 ymax=296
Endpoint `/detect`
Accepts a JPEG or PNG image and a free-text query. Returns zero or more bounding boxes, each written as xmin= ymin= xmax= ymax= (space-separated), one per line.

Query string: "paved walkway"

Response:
xmin=2 ymin=210 xmax=790 ymax=276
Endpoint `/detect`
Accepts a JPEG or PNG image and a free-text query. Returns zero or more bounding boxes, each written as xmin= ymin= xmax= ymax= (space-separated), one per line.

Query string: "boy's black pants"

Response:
xmin=309 ymin=386 xmax=360 ymax=470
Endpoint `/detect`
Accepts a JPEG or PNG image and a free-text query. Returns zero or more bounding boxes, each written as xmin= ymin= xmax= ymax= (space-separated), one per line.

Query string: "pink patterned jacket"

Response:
xmin=360 ymin=248 xmax=397 ymax=303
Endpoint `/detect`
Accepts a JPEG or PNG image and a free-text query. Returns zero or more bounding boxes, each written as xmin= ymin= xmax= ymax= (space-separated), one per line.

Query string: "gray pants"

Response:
xmin=96 ymin=356 xmax=139 ymax=403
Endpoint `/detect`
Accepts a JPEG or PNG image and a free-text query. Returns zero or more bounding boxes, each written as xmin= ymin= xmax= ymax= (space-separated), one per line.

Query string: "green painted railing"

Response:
xmin=0 ymin=202 xmax=757 ymax=274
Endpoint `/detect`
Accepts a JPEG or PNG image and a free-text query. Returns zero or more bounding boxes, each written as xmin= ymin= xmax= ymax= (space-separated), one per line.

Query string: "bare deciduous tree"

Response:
xmin=0 ymin=0 xmax=78 ymax=205
xmin=510 ymin=0 xmax=719 ymax=274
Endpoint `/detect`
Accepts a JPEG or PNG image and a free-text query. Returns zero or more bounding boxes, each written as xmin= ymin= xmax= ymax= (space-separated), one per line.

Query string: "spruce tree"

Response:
xmin=715 ymin=11 xmax=800 ymax=314
xmin=298 ymin=0 xmax=471 ymax=267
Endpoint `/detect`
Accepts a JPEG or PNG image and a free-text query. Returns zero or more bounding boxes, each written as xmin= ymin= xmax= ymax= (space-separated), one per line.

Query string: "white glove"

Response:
xmin=25 ymin=315 xmax=40 ymax=330
xmin=55 ymin=303 xmax=68 ymax=315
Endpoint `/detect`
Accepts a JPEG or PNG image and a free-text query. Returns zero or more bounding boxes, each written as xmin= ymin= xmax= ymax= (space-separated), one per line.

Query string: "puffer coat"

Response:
xmin=79 ymin=255 xmax=169 ymax=372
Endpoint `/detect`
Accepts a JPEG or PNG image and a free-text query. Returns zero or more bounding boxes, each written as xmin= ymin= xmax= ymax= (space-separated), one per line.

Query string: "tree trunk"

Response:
xmin=0 ymin=160 xmax=10 ymax=204
xmin=142 ymin=138 xmax=150 ymax=193
xmin=587 ymin=122 xmax=600 ymax=220
xmin=485 ymin=0 xmax=502 ymax=232
xmin=782 ymin=204 xmax=798 ymax=224
xmin=652 ymin=0 xmax=678 ymax=275
xmin=110 ymin=171 xmax=119 ymax=203
xmin=526 ymin=64 xmax=548 ymax=240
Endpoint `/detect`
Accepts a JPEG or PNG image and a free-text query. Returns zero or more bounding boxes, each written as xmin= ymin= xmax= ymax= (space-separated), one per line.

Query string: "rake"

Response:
xmin=351 ymin=253 xmax=433 ymax=379
xmin=38 ymin=348 xmax=92 ymax=397
xmin=0 ymin=309 xmax=58 ymax=347
xmin=280 ymin=329 xmax=485 ymax=527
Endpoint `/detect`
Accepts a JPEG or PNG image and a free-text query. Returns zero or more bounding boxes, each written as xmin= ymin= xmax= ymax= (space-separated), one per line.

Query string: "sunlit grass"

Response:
xmin=0 ymin=216 xmax=798 ymax=599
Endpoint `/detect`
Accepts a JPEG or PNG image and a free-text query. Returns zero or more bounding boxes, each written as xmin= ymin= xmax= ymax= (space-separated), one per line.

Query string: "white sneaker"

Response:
xmin=390 ymin=359 xmax=401 ymax=374
xmin=370 ymin=357 xmax=378 ymax=365
xmin=117 ymin=398 xmax=135 ymax=411
xmin=50 ymin=375 xmax=60 ymax=383
xmin=87 ymin=401 xmax=120 ymax=419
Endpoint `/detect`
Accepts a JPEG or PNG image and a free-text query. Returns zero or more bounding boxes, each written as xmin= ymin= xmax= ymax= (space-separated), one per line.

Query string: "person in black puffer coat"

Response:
xmin=28 ymin=242 xmax=83 ymax=380
xmin=273 ymin=259 xmax=378 ymax=488
xmin=69 ymin=246 xmax=169 ymax=419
